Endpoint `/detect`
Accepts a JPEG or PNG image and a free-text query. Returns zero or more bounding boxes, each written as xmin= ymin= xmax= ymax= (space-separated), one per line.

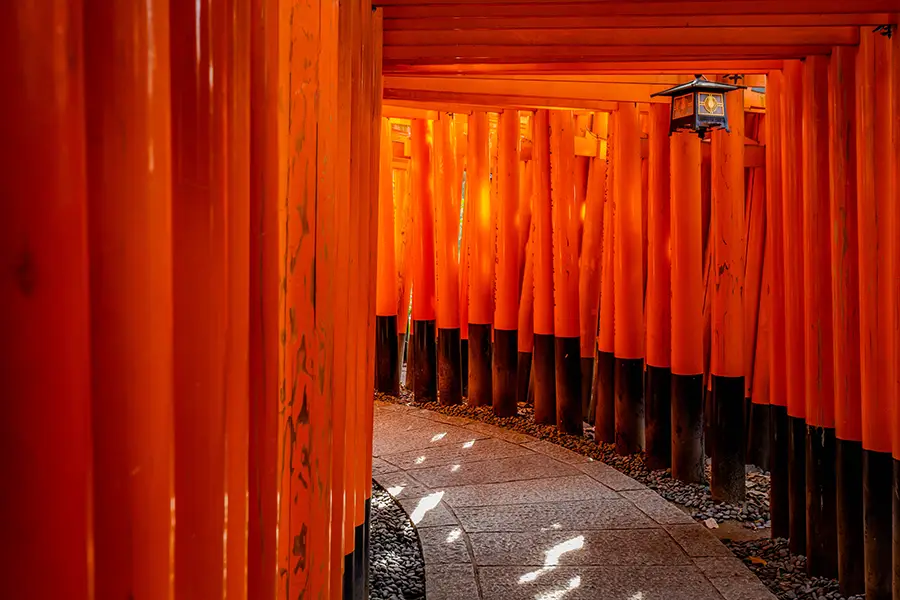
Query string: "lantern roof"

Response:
xmin=650 ymin=75 xmax=743 ymax=98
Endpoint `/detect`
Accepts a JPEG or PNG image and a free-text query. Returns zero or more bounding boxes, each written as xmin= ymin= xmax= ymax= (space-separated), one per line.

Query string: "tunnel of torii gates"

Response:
xmin=4 ymin=1 xmax=900 ymax=600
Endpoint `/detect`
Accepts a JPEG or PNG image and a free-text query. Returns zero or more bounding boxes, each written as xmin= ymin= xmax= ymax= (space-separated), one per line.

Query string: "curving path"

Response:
xmin=372 ymin=400 xmax=776 ymax=600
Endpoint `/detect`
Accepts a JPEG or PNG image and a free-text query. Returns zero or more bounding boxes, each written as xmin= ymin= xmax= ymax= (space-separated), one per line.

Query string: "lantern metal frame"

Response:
xmin=650 ymin=75 xmax=744 ymax=138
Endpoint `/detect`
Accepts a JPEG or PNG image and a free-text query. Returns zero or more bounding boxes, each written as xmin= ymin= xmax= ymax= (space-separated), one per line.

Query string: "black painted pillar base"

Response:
xmin=460 ymin=338 xmax=469 ymax=397
xmin=533 ymin=333 xmax=556 ymax=425
xmin=411 ymin=320 xmax=436 ymax=402
xmin=863 ymin=449 xmax=892 ymax=599
xmin=788 ymin=415 xmax=807 ymax=554
xmin=748 ymin=402 xmax=771 ymax=470
xmin=672 ymin=372 xmax=704 ymax=483
xmin=467 ymin=324 xmax=492 ymax=407
xmin=492 ymin=329 xmax=518 ymax=417
xmin=581 ymin=356 xmax=594 ymax=425
xmin=555 ymin=337 xmax=582 ymax=435
xmin=437 ymin=328 xmax=462 ymax=406
xmin=711 ymin=375 xmax=746 ymax=503
xmin=769 ymin=405 xmax=790 ymax=539
xmin=397 ymin=332 xmax=407 ymax=390
xmin=376 ymin=315 xmax=400 ymax=396
xmin=836 ymin=438 xmax=864 ymax=596
xmin=363 ymin=498 xmax=371 ymax=598
xmin=405 ymin=331 xmax=414 ymax=391
xmin=893 ymin=458 xmax=899 ymax=598
xmin=645 ymin=365 xmax=672 ymax=471
xmin=805 ymin=425 xmax=838 ymax=578
xmin=614 ymin=357 xmax=644 ymax=455
xmin=353 ymin=514 xmax=365 ymax=600
xmin=516 ymin=351 xmax=533 ymax=405
xmin=343 ymin=549 xmax=353 ymax=600
xmin=593 ymin=350 xmax=615 ymax=444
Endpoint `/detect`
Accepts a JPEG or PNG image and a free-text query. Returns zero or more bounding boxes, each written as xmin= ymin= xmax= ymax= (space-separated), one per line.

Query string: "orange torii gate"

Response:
xmin=5 ymin=1 xmax=900 ymax=598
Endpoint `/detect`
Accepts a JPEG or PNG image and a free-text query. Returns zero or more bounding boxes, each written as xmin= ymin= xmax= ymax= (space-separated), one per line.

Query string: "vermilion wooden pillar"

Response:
xmin=171 ymin=1 xmax=230 ymax=595
xmin=376 ymin=118 xmax=401 ymax=395
xmin=857 ymin=28 xmax=894 ymax=600
xmin=494 ymin=109 xmax=520 ymax=416
xmin=710 ymin=82 xmax=746 ymax=503
xmin=892 ymin=27 xmax=900 ymax=600
xmin=396 ymin=166 xmax=414 ymax=386
xmin=580 ymin=113 xmax=608 ymax=423
xmin=225 ymin=0 xmax=252 ymax=596
xmin=670 ymin=131 xmax=704 ymax=483
xmin=550 ymin=110 xmax=582 ymax=434
xmin=459 ymin=151 xmax=471 ymax=397
xmin=781 ymin=59 xmax=807 ymax=552
xmin=435 ymin=113 xmax=462 ymax=406
xmin=765 ymin=69 xmax=790 ymax=541
xmin=645 ymin=104 xmax=672 ymax=471
xmin=518 ymin=226 xmax=536 ymax=405
xmin=84 ymin=1 xmax=175 ymax=597
xmin=330 ymin=0 xmax=355 ymax=592
xmin=614 ymin=103 xmax=644 ymax=455
xmin=593 ymin=111 xmax=617 ymax=445
xmin=410 ymin=118 xmax=437 ymax=403
xmin=1 ymin=3 xmax=92 ymax=597
xmin=312 ymin=0 xmax=338 ymax=595
xmin=827 ymin=45 xmax=864 ymax=597
xmin=360 ymin=12 xmax=382 ymax=595
xmin=517 ymin=160 xmax=536 ymax=406
xmin=532 ymin=110 xmax=557 ymax=423
xmin=801 ymin=54 xmax=838 ymax=578
xmin=467 ymin=112 xmax=494 ymax=407
xmin=744 ymin=150 xmax=769 ymax=470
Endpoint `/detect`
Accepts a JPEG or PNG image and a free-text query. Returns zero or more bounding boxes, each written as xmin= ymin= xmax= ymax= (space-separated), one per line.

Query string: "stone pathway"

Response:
xmin=373 ymin=401 xmax=777 ymax=600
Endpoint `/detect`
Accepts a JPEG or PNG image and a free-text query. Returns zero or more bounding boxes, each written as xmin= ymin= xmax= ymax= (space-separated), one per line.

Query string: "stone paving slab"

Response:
xmin=468 ymin=528 xmax=691 ymax=567
xmin=372 ymin=400 xmax=774 ymax=600
xmin=453 ymin=498 xmax=656 ymax=532
xmin=407 ymin=452 xmax=582 ymax=488
xmin=477 ymin=565 xmax=727 ymax=600
xmin=438 ymin=474 xmax=620 ymax=508
xmin=425 ymin=564 xmax=481 ymax=600
xmin=381 ymin=436 xmax=532 ymax=471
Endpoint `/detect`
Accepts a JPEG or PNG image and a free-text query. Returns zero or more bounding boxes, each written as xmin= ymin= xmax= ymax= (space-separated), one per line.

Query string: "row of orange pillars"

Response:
xmin=3 ymin=1 xmax=386 ymax=600
xmin=374 ymin=32 xmax=900 ymax=600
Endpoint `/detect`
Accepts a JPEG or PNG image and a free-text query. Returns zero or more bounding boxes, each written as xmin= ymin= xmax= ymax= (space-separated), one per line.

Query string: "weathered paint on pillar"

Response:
xmin=1 ymin=3 xmax=92 ymax=596
xmin=710 ymin=81 xmax=746 ymax=503
xmin=614 ymin=103 xmax=644 ymax=455
xmin=646 ymin=103 xmax=672 ymax=471
xmin=84 ymin=0 xmax=175 ymax=596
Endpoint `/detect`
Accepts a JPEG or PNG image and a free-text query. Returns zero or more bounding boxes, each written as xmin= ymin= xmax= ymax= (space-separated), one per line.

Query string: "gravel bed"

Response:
xmin=369 ymin=481 xmax=426 ymax=600
xmin=378 ymin=389 xmax=770 ymax=529
xmin=727 ymin=538 xmax=864 ymax=600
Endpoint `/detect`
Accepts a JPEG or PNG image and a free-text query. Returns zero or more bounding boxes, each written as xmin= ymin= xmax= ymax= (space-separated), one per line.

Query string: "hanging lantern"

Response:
xmin=650 ymin=75 xmax=742 ymax=138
